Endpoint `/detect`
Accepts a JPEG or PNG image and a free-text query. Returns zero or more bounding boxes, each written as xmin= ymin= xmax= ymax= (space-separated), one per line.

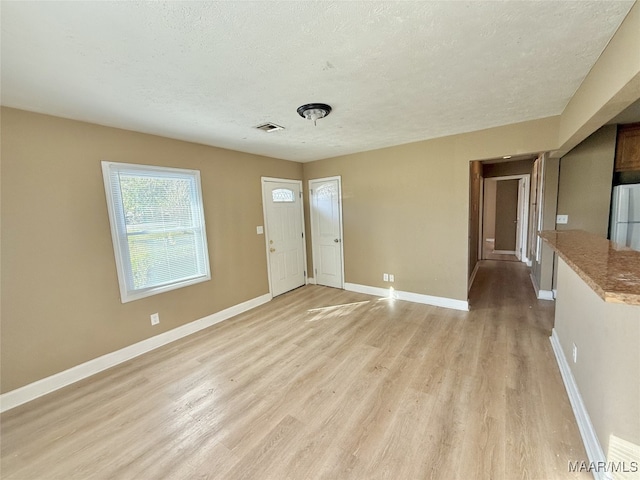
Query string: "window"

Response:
xmin=272 ymin=188 xmax=295 ymax=203
xmin=315 ymin=183 xmax=337 ymax=199
xmin=102 ymin=161 xmax=211 ymax=303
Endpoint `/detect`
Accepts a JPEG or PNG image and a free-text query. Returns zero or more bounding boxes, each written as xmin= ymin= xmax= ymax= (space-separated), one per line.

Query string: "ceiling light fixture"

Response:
xmin=297 ymin=103 xmax=332 ymax=126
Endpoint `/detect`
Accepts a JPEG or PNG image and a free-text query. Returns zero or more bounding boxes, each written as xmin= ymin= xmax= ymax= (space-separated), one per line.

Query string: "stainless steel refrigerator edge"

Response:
xmin=610 ymin=184 xmax=640 ymax=251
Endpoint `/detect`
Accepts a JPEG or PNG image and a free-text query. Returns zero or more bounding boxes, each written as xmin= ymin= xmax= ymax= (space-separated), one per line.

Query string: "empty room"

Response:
xmin=1 ymin=2 xmax=639 ymax=479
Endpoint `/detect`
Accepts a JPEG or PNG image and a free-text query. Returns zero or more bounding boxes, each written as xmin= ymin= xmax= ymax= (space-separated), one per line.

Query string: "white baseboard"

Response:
xmin=306 ymin=276 xmax=317 ymax=285
xmin=538 ymin=290 xmax=554 ymax=300
xmin=345 ymin=282 xmax=391 ymax=298
xmin=526 ymin=258 xmax=532 ymax=267
xmin=344 ymin=283 xmax=468 ymax=311
xmin=550 ymin=329 xmax=610 ymax=480
xmin=529 ymin=272 xmax=555 ymax=301
xmin=493 ymin=249 xmax=516 ymax=255
xmin=0 ymin=293 xmax=271 ymax=413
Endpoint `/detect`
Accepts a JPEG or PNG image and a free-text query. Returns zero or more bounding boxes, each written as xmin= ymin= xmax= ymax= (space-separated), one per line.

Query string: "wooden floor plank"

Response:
xmin=1 ymin=261 xmax=590 ymax=479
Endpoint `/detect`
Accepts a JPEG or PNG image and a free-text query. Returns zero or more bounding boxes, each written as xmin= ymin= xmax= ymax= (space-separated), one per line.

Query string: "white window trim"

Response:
xmin=101 ymin=161 xmax=211 ymax=303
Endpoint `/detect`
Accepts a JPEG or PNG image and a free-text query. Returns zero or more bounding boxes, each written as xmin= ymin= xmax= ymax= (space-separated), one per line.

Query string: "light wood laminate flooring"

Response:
xmin=1 ymin=261 xmax=589 ymax=479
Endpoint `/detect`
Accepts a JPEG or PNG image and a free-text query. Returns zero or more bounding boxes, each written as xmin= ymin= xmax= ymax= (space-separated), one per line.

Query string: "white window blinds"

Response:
xmin=102 ymin=161 xmax=211 ymax=303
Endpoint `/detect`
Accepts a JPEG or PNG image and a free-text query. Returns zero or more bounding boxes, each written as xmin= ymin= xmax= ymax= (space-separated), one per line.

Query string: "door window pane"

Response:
xmin=272 ymin=188 xmax=295 ymax=202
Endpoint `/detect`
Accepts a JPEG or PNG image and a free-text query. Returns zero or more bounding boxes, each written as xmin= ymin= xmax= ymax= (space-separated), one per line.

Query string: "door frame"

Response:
xmin=308 ymin=176 xmax=345 ymax=289
xmin=482 ymin=174 xmax=530 ymax=263
xmin=533 ymin=156 xmax=545 ymax=264
xmin=478 ymin=177 xmax=485 ymax=262
xmin=261 ymin=177 xmax=308 ymax=298
xmin=515 ymin=177 xmax=527 ymax=261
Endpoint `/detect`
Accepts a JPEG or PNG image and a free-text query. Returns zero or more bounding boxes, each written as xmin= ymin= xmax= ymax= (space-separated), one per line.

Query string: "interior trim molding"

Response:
xmin=538 ymin=289 xmax=555 ymax=301
xmin=530 ymin=272 xmax=555 ymax=301
xmin=0 ymin=293 xmax=272 ymax=413
xmin=344 ymin=282 xmax=469 ymax=311
xmin=468 ymin=262 xmax=481 ymax=292
xmin=306 ymin=276 xmax=317 ymax=285
xmin=550 ymin=329 xmax=609 ymax=480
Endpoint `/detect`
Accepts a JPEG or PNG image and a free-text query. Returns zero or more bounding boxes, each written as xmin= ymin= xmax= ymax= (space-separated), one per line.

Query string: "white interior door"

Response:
xmin=309 ymin=177 xmax=344 ymax=289
xmin=262 ymin=179 xmax=306 ymax=297
xmin=515 ymin=176 xmax=530 ymax=263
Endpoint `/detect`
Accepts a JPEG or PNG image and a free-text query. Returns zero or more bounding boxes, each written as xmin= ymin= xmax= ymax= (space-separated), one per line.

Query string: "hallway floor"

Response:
xmin=482 ymin=239 xmax=520 ymax=262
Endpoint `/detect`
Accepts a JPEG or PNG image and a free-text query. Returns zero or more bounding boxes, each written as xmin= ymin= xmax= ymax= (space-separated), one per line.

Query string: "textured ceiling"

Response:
xmin=1 ymin=1 xmax=635 ymax=162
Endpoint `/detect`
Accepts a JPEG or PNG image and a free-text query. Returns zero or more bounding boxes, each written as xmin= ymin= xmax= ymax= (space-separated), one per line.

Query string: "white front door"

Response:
xmin=309 ymin=177 xmax=344 ymax=289
xmin=262 ymin=179 xmax=306 ymax=297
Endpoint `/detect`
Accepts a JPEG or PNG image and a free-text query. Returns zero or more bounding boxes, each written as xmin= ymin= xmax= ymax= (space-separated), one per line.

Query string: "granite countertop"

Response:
xmin=540 ymin=230 xmax=640 ymax=306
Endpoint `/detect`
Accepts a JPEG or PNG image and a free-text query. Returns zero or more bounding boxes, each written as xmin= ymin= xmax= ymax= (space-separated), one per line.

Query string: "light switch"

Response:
xmin=256 ymin=226 xmax=264 ymax=234
xmin=556 ymin=214 xmax=568 ymax=224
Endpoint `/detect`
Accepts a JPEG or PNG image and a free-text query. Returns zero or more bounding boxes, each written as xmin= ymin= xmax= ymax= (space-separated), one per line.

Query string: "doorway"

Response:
xmin=482 ymin=174 xmax=530 ymax=262
xmin=308 ymin=176 xmax=344 ymax=289
xmin=261 ymin=178 xmax=307 ymax=297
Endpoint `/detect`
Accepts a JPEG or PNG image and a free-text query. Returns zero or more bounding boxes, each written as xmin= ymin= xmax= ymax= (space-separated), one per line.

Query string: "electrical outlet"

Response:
xmin=383 ymin=273 xmax=389 ymax=282
xmin=150 ymin=313 xmax=160 ymax=326
xmin=572 ymin=343 xmax=577 ymax=363
xmin=556 ymin=214 xmax=569 ymax=224
xmin=389 ymin=274 xmax=395 ymax=282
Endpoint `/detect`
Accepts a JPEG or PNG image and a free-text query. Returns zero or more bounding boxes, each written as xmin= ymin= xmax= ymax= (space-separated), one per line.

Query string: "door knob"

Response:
xmin=270 ymin=247 xmax=276 ymax=252
xmin=334 ymin=238 xmax=340 ymax=243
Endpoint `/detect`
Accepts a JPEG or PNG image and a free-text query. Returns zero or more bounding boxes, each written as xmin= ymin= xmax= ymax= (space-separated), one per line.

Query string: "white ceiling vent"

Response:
xmin=254 ymin=123 xmax=284 ymax=133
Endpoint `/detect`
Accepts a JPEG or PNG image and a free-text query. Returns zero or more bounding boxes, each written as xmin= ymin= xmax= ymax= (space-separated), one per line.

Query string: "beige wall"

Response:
xmin=0 ymin=107 xmax=302 ymax=392
xmin=302 ymin=138 xmax=470 ymax=301
xmin=302 ymin=117 xmax=560 ymax=302
xmin=556 ymin=125 xmax=616 ymax=237
xmin=554 ymin=258 xmax=640 ymax=453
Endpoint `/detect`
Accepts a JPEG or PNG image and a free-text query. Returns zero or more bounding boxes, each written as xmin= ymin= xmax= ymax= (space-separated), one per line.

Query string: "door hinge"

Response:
xmin=304 ymin=270 xmax=306 ymax=277
xmin=301 ymin=232 xmax=304 ymax=238
xmin=315 ymin=268 xmax=317 ymax=275
xmin=310 ymin=189 xmax=314 ymax=195
xmin=299 ymin=191 xmax=302 ymax=198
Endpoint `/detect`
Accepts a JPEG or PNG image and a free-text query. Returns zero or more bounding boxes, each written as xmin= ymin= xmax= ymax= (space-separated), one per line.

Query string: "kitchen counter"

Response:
xmin=544 ymin=230 xmax=640 ymax=461
xmin=540 ymin=229 xmax=640 ymax=306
